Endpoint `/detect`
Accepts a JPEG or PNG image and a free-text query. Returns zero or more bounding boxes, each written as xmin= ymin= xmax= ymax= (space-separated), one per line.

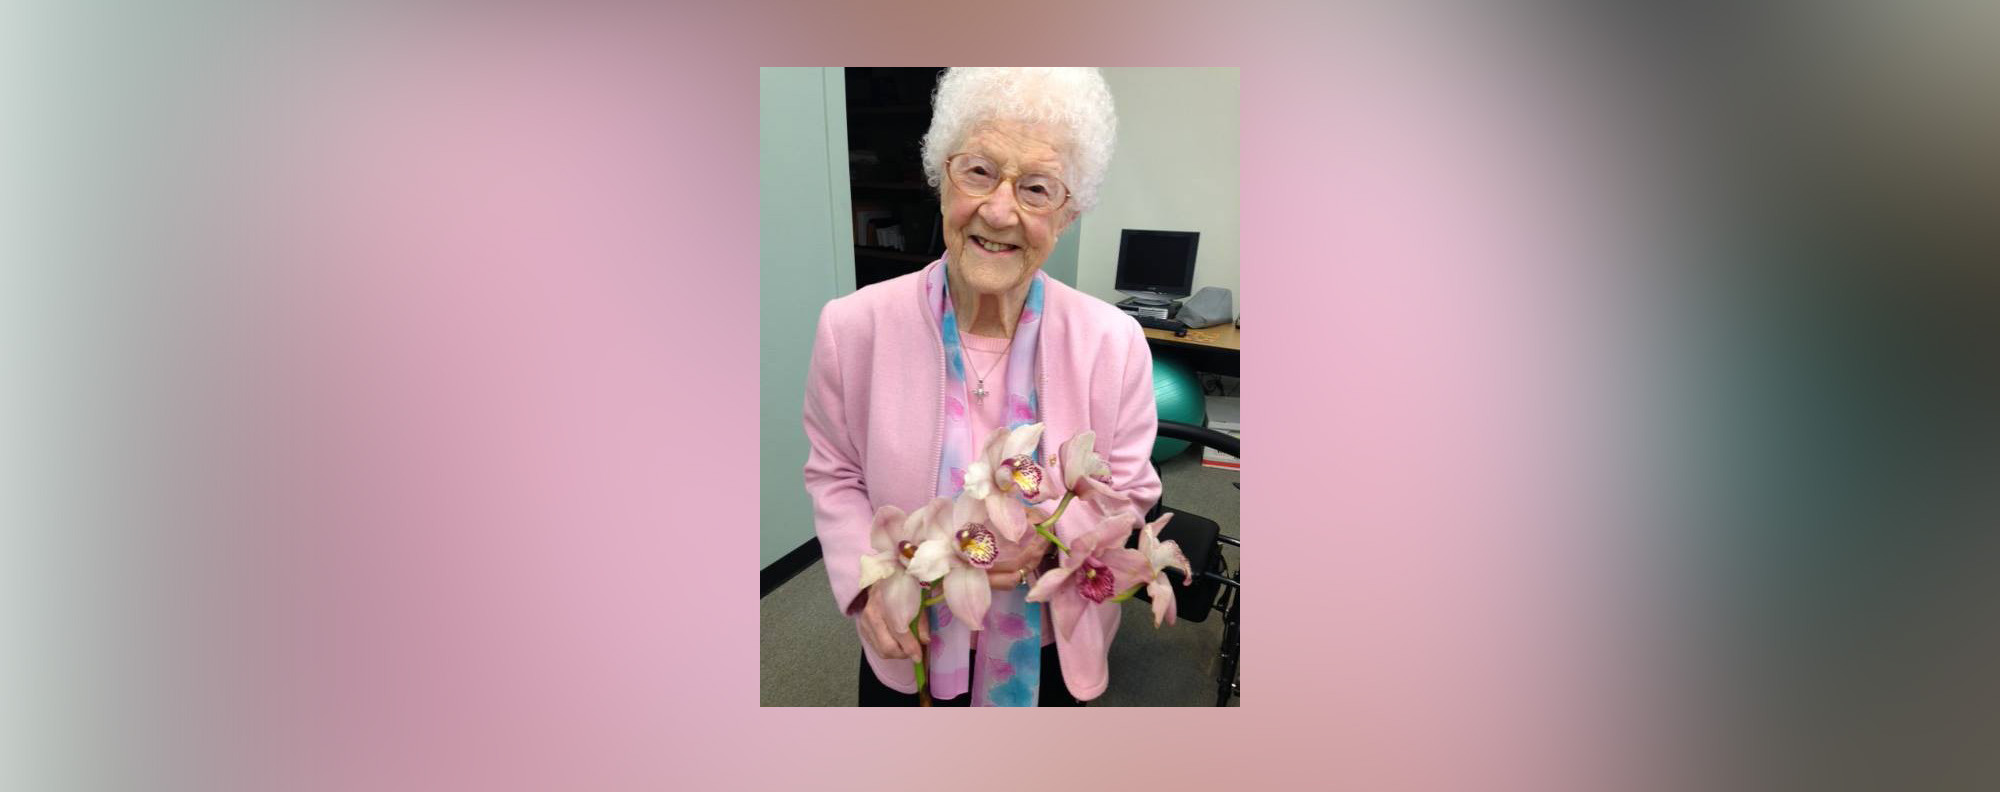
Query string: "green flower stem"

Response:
xmin=922 ymin=595 xmax=947 ymax=607
xmin=1034 ymin=524 xmax=1070 ymax=556
xmin=1034 ymin=492 xmax=1076 ymax=555
xmin=1043 ymin=491 xmax=1076 ymax=528
xmin=1108 ymin=583 xmax=1148 ymax=603
xmin=909 ymin=608 xmax=929 ymax=704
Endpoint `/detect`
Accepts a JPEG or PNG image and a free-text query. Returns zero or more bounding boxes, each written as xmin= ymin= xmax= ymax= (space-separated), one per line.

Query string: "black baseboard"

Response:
xmin=761 ymin=537 xmax=823 ymax=598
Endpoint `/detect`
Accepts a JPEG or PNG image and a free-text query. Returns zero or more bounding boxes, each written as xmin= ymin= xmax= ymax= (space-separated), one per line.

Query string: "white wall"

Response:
xmin=1076 ymin=68 xmax=1239 ymax=315
xmin=759 ymin=68 xmax=852 ymax=568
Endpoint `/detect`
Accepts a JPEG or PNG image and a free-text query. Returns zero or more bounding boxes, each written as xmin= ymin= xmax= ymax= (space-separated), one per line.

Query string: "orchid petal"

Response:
xmin=908 ymin=497 xmax=954 ymax=543
xmin=868 ymin=505 xmax=907 ymax=553
xmin=1072 ymin=508 xmax=1136 ymax=556
xmin=1102 ymin=547 xmax=1154 ymax=591
xmin=1073 ymin=476 xmax=1133 ymax=516
xmin=1002 ymin=423 xmax=1044 ymax=461
xmin=1148 ymin=577 xmax=1177 ymax=627
xmin=1058 ymin=430 xmax=1113 ymax=492
xmin=1057 ymin=431 xmax=1097 ymax=489
xmin=1007 ymin=457 xmax=1049 ymax=501
xmin=1084 ymin=510 xmax=1142 ymax=555
xmin=906 ymin=538 xmax=954 ymax=583
xmin=1151 ymin=538 xmax=1193 ymax=580
xmin=1024 ymin=565 xmax=1072 ymax=603
xmin=1139 ymin=514 xmax=1191 ymax=578
xmin=954 ymin=524 xmax=999 ymax=568
xmin=976 ymin=426 xmax=1010 ymax=473
xmin=942 ymin=566 xmax=992 ymax=628
xmin=1050 ymin=588 xmax=1086 ymax=642
xmin=1076 ymin=558 xmax=1118 ymax=603
xmin=878 ymin=573 xmax=920 ymax=633
xmin=1060 ymin=530 xmax=1097 ymax=569
xmin=951 ymin=493 xmax=984 ymax=532
xmin=857 ymin=552 xmax=899 ymax=590
xmin=1088 ymin=451 xmax=1111 ymax=478
xmin=985 ymin=493 xmax=1028 ymax=543
xmin=962 ymin=460 xmax=994 ymax=500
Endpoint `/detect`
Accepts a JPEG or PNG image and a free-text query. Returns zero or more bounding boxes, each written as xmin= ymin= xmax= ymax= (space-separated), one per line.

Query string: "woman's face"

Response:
xmin=941 ymin=121 xmax=1075 ymax=297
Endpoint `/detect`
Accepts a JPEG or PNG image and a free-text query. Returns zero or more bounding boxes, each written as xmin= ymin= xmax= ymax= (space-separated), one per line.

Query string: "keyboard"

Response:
xmin=1133 ymin=315 xmax=1184 ymax=331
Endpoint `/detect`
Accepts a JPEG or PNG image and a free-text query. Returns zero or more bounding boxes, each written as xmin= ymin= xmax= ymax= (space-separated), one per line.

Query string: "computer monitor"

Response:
xmin=1114 ymin=229 xmax=1199 ymax=306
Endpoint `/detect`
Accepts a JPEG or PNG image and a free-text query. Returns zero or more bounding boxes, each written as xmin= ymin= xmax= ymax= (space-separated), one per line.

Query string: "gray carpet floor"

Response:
xmin=761 ymin=447 xmax=1240 ymax=706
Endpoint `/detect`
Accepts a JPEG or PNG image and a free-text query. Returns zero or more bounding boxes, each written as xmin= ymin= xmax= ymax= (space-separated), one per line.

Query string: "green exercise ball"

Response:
xmin=1151 ymin=354 xmax=1205 ymax=462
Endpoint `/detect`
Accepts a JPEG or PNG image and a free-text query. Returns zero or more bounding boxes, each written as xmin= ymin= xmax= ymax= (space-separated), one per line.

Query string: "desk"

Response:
xmin=1141 ymin=322 xmax=1239 ymax=353
xmin=1142 ymin=322 xmax=1239 ymax=378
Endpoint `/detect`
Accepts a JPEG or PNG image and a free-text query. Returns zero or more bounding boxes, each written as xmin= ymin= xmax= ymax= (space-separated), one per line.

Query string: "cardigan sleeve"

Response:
xmin=1056 ymin=321 xmax=1163 ymax=542
xmin=801 ymin=304 xmax=874 ymax=617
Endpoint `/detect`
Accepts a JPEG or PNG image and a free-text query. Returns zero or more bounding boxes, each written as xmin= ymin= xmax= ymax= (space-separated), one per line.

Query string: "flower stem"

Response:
xmin=909 ymin=609 xmax=931 ymax=706
xmin=1034 ymin=492 xmax=1075 ymax=555
xmin=1108 ymin=583 xmax=1147 ymax=603
xmin=1044 ymin=491 xmax=1076 ymax=528
xmin=1035 ymin=524 xmax=1071 ymax=556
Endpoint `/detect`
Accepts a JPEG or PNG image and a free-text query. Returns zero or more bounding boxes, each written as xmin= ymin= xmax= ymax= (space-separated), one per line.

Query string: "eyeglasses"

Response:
xmin=944 ymin=153 xmax=1070 ymax=213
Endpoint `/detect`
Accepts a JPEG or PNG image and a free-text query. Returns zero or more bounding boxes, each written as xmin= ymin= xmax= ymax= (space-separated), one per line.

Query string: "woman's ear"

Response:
xmin=1055 ymin=207 xmax=1078 ymax=237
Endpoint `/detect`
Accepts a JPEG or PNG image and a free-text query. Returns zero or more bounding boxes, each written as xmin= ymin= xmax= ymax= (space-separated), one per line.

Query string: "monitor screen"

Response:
xmin=1114 ymin=230 xmax=1199 ymax=297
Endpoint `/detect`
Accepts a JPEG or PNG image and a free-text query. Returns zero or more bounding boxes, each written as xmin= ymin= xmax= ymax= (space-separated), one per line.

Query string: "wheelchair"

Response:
xmin=1129 ymin=420 xmax=1240 ymax=706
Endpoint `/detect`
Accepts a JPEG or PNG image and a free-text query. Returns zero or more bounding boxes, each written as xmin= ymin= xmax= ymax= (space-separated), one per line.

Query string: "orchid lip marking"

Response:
xmin=955 ymin=525 xmax=998 ymax=568
xmin=1077 ymin=559 xmax=1116 ymax=603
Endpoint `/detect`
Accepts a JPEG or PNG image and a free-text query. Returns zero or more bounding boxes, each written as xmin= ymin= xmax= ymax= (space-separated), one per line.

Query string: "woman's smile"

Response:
xmin=968 ymin=234 xmax=1022 ymax=255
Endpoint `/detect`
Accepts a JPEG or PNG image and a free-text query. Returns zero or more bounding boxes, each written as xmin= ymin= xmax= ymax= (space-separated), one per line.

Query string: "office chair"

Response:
xmin=1130 ymin=420 xmax=1240 ymax=706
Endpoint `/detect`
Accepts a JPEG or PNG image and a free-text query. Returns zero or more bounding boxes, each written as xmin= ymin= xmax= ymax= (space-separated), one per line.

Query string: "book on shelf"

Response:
xmin=865 ymin=219 xmax=902 ymax=251
xmin=853 ymin=204 xmax=894 ymax=247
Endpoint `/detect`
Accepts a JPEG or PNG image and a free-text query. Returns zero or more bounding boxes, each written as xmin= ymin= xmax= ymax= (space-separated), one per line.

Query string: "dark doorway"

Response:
xmin=846 ymin=67 xmax=945 ymax=288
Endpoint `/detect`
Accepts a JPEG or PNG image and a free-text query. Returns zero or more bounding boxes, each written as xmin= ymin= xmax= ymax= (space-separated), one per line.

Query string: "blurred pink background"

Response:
xmin=14 ymin=2 xmax=1998 ymax=790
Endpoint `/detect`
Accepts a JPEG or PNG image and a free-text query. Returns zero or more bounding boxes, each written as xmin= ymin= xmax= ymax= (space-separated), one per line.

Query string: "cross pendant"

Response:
xmin=972 ymin=383 xmax=988 ymax=401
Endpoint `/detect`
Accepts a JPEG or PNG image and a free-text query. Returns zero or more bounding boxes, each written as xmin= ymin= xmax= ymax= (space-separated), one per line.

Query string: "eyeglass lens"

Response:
xmin=949 ymin=154 xmax=1065 ymax=210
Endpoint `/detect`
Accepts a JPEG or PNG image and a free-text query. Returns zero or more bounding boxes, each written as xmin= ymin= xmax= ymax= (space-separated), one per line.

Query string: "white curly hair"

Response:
xmin=920 ymin=67 xmax=1118 ymax=214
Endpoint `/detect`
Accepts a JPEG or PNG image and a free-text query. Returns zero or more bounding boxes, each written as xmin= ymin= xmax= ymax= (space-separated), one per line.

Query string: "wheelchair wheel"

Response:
xmin=1212 ymin=558 xmax=1240 ymax=706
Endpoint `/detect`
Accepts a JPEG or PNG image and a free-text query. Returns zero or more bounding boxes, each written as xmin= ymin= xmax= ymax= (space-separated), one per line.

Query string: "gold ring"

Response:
xmin=1018 ymin=568 xmax=1030 ymax=587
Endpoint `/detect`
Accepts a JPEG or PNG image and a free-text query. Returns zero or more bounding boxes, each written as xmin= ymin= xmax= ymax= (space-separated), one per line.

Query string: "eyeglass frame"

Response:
xmin=942 ymin=152 xmax=1073 ymax=214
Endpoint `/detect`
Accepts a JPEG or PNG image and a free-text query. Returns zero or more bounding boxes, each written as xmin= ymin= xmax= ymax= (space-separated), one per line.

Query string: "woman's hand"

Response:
xmin=985 ymin=508 xmax=1054 ymax=590
xmin=857 ymin=590 xmax=929 ymax=660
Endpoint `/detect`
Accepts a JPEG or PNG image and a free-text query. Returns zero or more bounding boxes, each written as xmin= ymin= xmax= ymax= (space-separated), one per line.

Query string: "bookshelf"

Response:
xmin=845 ymin=67 xmax=945 ymax=288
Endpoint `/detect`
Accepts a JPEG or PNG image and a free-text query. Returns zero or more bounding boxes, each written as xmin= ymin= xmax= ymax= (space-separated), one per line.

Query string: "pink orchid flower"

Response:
xmin=907 ymin=494 xmax=1002 ymax=629
xmin=856 ymin=498 xmax=953 ymax=632
xmin=960 ymin=423 xmax=1049 ymax=541
xmin=1056 ymin=430 xmax=1131 ymax=515
xmin=1137 ymin=513 xmax=1193 ymax=627
xmin=1024 ymin=510 xmax=1154 ymax=641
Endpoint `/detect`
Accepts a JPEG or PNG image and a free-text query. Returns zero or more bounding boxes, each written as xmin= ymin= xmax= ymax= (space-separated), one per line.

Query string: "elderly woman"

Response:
xmin=803 ymin=68 xmax=1160 ymax=706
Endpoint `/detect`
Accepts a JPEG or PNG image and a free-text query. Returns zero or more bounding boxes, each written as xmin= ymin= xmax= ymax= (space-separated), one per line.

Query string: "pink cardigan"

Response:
xmin=802 ymin=261 xmax=1161 ymax=700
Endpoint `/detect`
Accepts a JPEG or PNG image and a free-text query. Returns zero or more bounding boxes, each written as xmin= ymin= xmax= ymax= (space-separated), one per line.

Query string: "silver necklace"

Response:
xmin=963 ymin=329 xmax=1014 ymax=403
